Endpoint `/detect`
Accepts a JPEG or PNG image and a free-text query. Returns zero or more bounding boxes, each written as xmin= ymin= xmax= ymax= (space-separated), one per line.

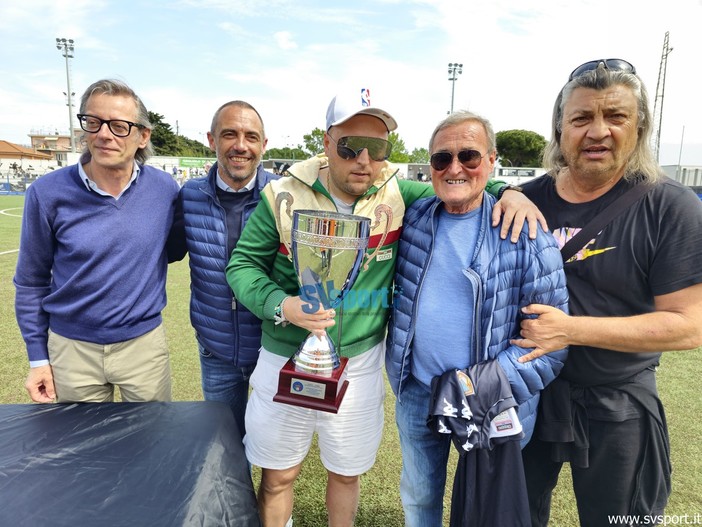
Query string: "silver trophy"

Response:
xmin=274 ymin=209 xmax=370 ymax=412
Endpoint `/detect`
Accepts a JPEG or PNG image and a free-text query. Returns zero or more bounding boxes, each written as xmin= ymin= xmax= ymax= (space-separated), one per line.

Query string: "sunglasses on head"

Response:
xmin=430 ymin=149 xmax=485 ymax=172
xmin=568 ymin=58 xmax=636 ymax=81
xmin=328 ymin=135 xmax=393 ymax=162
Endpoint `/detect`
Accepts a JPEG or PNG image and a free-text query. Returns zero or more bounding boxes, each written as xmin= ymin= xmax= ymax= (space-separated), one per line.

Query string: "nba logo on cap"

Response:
xmin=361 ymin=88 xmax=371 ymax=107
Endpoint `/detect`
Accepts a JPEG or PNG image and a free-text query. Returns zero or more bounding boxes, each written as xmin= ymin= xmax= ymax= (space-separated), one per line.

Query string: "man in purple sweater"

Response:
xmin=14 ymin=79 xmax=181 ymax=403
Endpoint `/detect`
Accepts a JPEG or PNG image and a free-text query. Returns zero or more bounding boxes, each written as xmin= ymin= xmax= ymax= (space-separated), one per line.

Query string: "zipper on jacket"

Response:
xmin=397 ymin=202 xmax=438 ymax=402
xmin=462 ymin=267 xmax=483 ymax=365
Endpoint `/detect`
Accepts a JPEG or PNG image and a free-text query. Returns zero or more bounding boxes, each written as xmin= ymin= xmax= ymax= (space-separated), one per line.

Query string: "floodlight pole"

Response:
xmin=56 ymin=38 xmax=76 ymax=153
xmin=448 ymin=62 xmax=463 ymax=114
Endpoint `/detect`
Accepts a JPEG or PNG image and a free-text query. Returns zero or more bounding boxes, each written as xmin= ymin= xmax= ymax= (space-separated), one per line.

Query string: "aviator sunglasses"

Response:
xmin=328 ymin=135 xmax=393 ymax=162
xmin=430 ymin=149 xmax=486 ymax=172
xmin=568 ymin=58 xmax=636 ymax=81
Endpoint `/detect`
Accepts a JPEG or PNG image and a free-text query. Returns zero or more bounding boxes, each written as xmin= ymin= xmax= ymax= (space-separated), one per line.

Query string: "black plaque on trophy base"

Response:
xmin=274 ymin=357 xmax=349 ymax=413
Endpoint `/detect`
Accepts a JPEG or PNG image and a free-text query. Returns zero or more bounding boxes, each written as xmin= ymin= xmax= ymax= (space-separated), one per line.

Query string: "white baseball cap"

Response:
xmin=325 ymin=88 xmax=398 ymax=132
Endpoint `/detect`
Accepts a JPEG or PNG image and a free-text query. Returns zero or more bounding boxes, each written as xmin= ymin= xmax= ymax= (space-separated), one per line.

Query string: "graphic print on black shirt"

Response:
xmin=521 ymin=174 xmax=702 ymax=386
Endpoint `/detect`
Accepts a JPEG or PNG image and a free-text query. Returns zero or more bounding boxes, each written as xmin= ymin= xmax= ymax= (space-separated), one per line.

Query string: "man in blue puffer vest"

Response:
xmin=385 ymin=110 xmax=569 ymax=526
xmin=171 ymin=101 xmax=278 ymax=435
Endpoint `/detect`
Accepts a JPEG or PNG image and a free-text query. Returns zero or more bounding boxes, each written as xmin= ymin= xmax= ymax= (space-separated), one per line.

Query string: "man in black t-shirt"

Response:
xmin=514 ymin=59 xmax=702 ymax=527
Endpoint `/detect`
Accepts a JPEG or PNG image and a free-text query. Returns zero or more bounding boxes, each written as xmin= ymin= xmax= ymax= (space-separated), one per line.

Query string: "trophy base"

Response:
xmin=274 ymin=357 xmax=349 ymax=414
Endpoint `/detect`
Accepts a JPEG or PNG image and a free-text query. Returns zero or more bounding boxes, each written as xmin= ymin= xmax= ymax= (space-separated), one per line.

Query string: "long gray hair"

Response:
xmin=542 ymin=65 xmax=662 ymax=182
xmin=79 ymin=79 xmax=153 ymax=165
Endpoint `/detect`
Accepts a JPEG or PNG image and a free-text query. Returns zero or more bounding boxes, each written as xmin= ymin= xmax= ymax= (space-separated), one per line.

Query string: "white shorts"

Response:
xmin=244 ymin=342 xmax=386 ymax=476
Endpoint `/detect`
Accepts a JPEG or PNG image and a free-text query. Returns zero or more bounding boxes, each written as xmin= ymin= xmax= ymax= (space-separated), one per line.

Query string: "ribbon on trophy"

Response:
xmin=275 ymin=191 xmax=295 ymax=260
xmin=363 ymin=204 xmax=393 ymax=271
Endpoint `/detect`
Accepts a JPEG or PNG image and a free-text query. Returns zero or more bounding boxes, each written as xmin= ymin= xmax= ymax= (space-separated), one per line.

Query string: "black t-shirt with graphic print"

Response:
xmin=521 ymin=174 xmax=702 ymax=386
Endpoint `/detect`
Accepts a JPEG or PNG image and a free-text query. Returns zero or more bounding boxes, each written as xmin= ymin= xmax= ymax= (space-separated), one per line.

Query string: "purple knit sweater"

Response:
xmin=14 ymin=163 xmax=179 ymax=363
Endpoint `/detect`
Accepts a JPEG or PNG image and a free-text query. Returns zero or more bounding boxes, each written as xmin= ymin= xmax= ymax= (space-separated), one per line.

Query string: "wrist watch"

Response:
xmin=498 ymin=184 xmax=523 ymax=200
xmin=273 ymin=298 xmax=288 ymax=326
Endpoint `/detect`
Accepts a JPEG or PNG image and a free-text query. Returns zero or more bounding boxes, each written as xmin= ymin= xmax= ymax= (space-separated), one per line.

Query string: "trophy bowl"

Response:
xmin=273 ymin=209 xmax=370 ymax=413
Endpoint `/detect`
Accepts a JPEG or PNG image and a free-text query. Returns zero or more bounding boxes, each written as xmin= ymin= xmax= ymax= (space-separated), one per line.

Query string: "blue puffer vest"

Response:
xmin=385 ymin=193 xmax=569 ymax=444
xmin=180 ymin=163 xmax=278 ymax=367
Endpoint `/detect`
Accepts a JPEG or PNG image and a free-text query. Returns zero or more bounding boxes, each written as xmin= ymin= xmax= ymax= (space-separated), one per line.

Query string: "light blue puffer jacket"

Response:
xmin=385 ymin=193 xmax=569 ymax=444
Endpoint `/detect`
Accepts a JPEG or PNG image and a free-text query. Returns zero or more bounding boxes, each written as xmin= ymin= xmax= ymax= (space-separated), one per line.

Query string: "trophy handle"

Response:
xmin=363 ymin=204 xmax=392 ymax=271
xmin=275 ymin=191 xmax=295 ymax=260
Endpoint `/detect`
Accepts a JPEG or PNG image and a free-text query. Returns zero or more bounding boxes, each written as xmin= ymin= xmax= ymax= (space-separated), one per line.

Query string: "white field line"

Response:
xmin=0 ymin=208 xmax=22 ymax=217
xmin=0 ymin=207 xmax=22 ymax=255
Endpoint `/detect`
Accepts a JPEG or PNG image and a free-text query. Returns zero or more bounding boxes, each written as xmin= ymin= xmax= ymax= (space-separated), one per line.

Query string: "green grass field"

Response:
xmin=0 ymin=194 xmax=699 ymax=525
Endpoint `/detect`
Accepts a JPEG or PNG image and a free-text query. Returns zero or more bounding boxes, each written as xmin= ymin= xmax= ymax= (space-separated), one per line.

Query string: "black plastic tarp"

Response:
xmin=0 ymin=401 xmax=260 ymax=526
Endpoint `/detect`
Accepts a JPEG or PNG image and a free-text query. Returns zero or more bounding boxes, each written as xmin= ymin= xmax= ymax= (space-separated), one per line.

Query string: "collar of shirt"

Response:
xmin=330 ymin=192 xmax=354 ymax=215
xmin=216 ymin=170 xmax=256 ymax=193
xmin=79 ymin=161 xmax=140 ymax=200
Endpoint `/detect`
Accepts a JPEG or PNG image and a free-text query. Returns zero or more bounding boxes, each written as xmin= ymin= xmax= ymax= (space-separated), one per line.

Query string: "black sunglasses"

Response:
xmin=328 ymin=135 xmax=393 ymax=162
xmin=568 ymin=58 xmax=636 ymax=81
xmin=430 ymin=149 xmax=485 ymax=172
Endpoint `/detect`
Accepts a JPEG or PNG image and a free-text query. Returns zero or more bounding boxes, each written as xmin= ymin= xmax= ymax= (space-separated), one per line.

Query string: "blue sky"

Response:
xmin=1 ymin=0 xmax=701 ymax=165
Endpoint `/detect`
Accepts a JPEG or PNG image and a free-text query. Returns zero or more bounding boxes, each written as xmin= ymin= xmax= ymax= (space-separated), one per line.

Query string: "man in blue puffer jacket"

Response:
xmin=385 ymin=110 xmax=569 ymax=526
xmin=171 ymin=101 xmax=278 ymax=435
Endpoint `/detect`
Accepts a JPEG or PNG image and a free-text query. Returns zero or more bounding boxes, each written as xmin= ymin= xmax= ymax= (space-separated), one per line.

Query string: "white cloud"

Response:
xmin=274 ymin=31 xmax=298 ymax=50
xmin=1 ymin=0 xmax=701 ymax=166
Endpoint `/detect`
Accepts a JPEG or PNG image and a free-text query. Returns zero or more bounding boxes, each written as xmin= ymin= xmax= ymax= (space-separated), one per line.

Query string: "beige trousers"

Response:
xmin=48 ymin=324 xmax=172 ymax=403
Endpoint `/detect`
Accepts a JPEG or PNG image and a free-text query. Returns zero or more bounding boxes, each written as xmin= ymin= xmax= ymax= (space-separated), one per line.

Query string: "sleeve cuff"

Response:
xmin=29 ymin=359 xmax=50 ymax=368
xmin=263 ymin=290 xmax=291 ymax=321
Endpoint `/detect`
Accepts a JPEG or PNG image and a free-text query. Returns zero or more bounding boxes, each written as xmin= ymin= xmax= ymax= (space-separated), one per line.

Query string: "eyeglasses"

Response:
xmin=430 ymin=149 xmax=486 ymax=171
xmin=77 ymin=114 xmax=145 ymax=138
xmin=328 ymin=135 xmax=393 ymax=162
xmin=568 ymin=59 xmax=636 ymax=81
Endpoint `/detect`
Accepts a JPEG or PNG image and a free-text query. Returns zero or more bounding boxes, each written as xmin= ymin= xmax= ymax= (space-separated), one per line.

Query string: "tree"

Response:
xmin=302 ymin=128 xmax=325 ymax=157
xmin=408 ymin=147 xmax=429 ymax=164
xmin=176 ymin=135 xmax=211 ymax=157
xmin=387 ymin=131 xmax=409 ymax=163
xmin=148 ymin=111 xmax=211 ymax=157
xmin=265 ymin=146 xmax=306 ymax=161
xmin=495 ymin=129 xmax=547 ymax=168
xmin=149 ymin=112 xmax=178 ymax=155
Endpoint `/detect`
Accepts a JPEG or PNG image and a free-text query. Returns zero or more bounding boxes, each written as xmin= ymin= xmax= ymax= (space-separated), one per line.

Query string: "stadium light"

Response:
xmin=448 ymin=62 xmax=463 ymax=114
xmin=56 ymin=38 xmax=76 ymax=153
